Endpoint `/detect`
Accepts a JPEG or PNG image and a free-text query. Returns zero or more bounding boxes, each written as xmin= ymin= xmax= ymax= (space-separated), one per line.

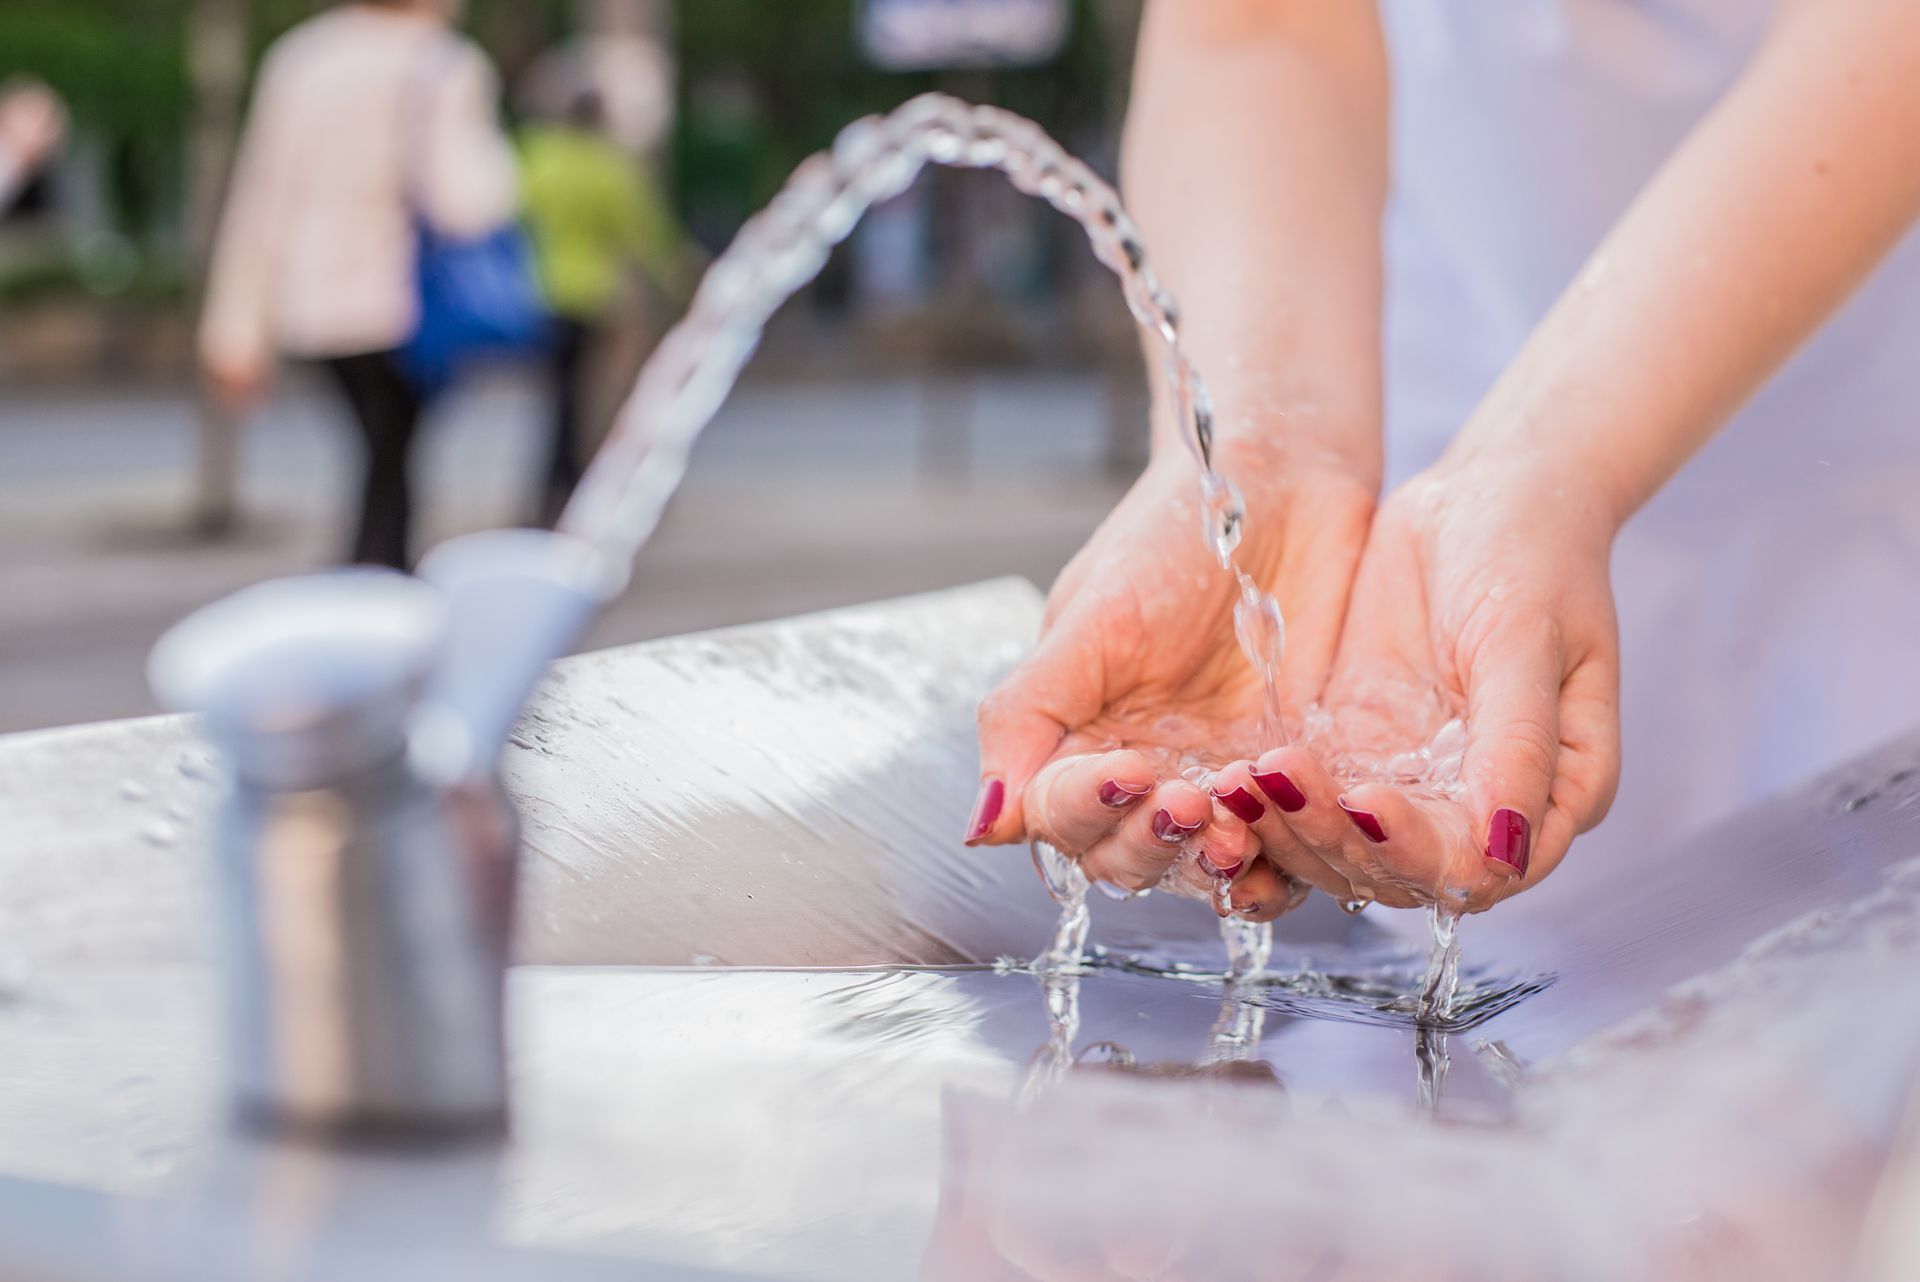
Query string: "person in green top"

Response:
xmin=519 ymin=88 xmax=691 ymax=524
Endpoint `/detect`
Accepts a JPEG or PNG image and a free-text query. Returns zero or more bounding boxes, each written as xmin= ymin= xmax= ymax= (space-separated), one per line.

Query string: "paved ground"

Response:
xmin=0 ymin=369 xmax=1138 ymax=734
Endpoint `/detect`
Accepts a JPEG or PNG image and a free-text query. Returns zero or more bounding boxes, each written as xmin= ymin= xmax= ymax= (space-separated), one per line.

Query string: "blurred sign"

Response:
xmin=857 ymin=0 xmax=1069 ymax=71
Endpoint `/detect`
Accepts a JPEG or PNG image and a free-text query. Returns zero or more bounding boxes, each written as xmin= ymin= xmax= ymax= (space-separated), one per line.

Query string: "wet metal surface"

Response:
xmin=3 ymin=578 xmax=1920 ymax=1278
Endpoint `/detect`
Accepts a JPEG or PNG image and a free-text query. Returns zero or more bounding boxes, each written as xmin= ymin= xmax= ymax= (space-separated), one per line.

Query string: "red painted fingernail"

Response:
xmin=964 ymin=778 xmax=1004 ymax=844
xmin=1152 ymin=809 xmax=1203 ymax=844
xmin=1337 ymin=798 xmax=1387 ymax=843
xmin=1486 ymin=807 xmax=1530 ymax=876
xmin=1098 ymin=779 xmax=1150 ymax=809
xmin=1251 ymin=769 xmax=1306 ymax=813
xmin=1212 ymin=786 xmax=1264 ymax=825
xmin=1208 ymin=858 xmax=1245 ymax=880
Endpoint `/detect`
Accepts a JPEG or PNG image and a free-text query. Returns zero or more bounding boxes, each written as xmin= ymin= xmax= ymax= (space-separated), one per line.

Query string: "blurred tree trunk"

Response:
xmin=185 ymin=0 xmax=250 ymax=537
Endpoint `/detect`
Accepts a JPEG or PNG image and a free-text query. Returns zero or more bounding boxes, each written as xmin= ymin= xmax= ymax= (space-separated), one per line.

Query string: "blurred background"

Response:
xmin=0 ymin=0 xmax=1152 ymax=734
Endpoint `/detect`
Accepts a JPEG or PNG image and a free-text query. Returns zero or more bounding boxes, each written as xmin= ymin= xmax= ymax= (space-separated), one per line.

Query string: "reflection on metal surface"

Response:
xmin=254 ymin=790 xmax=354 ymax=1122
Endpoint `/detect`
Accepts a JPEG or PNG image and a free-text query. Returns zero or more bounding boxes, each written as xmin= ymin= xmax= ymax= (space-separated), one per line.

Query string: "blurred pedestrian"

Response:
xmin=518 ymin=87 xmax=691 ymax=525
xmin=0 ymin=78 xmax=67 ymax=212
xmin=199 ymin=0 xmax=520 ymax=569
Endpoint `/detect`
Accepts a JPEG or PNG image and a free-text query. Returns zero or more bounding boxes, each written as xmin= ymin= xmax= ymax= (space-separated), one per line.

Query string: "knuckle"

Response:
xmin=975 ymin=684 xmax=1018 ymax=734
xmin=1481 ymin=716 xmax=1558 ymax=791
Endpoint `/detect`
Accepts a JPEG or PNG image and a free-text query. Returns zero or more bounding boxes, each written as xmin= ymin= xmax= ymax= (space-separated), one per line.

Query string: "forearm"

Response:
xmin=199 ymin=79 xmax=284 ymax=373
xmin=1123 ymin=0 xmax=1390 ymax=486
xmin=1445 ymin=0 xmax=1920 ymax=526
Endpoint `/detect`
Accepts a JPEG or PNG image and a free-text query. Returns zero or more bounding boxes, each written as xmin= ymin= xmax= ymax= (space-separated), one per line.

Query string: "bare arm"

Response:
xmin=1280 ymin=0 xmax=1920 ymax=912
xmin=199 ymin=50 xmax=295 ymax=386
xmin=965 ymin=2 xmax=1393 ymax=855
xmin=1123 ymin=0 xmax=1390 ymax=484
xmin=1444 ymin=0 xmax=1920 ymax=523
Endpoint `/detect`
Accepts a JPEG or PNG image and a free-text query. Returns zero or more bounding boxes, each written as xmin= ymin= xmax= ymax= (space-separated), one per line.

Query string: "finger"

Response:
xmin=1523 ymin=648 xmax=1621 ymax=899
xmin=1458 ymin=614 xmax=1565 ymax=888
xmin=1023 ymin=749 xmax=1157 ymax=856
xmin=1226 ymin=859 xmax=1304 ymax=922
xmin=1248 ymin=746 xmax=1398 ymax=901
xmin=1149 ymin=793 xmax=1262 ymax=902
xmin=1337 ymin=780 xmax=1482 ymax=909
xmin=969 ymin=619 xmax=1105 ymax=846
xmin=1081 ymin=778 xmax=1210 ymax=893
xmin=1210 ymin=760 xmax=1354 ymax=902
xmin=1191 ymin=800 xmax=1259 ymax=880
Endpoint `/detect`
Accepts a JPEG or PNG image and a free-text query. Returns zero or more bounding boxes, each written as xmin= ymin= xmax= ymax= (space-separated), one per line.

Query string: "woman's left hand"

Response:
xmin=1218 ymin=456 xmax=1623 ymax=912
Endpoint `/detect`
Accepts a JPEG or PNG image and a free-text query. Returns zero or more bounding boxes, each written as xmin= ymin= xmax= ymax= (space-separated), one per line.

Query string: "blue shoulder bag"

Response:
xmin=399 ymin=40 xmax=550 ymax=397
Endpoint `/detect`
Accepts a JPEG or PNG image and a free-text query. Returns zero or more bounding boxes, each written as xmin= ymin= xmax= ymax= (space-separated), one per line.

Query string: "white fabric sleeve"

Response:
xmin=198 ymin=46 xmax=297 ymax=374
xmin=416 ymin=41 xmax=519 ymax=237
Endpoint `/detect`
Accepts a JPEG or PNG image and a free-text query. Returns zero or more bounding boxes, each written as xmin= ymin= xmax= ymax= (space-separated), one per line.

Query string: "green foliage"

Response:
xmin=0 ymin=1 xmax=189 ymax=243
xmin=0 ymin=0 xmax=1128 ymax=299
xmin=0 ymin=1 xmax=187 ymax=140
xmin=671 ymin=0 xmax=1121 ymax=241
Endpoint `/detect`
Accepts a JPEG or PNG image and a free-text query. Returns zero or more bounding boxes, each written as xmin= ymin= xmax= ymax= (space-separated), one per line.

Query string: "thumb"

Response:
xmin=967 ymin=622 xmax=1105 ymax=846
xmin=1459 ymin=613 xmax=1563 ymax=886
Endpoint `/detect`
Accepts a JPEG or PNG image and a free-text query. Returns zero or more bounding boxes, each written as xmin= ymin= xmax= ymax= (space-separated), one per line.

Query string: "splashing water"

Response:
xmin=1418 ymin=904 xmax=1464 ymax=1021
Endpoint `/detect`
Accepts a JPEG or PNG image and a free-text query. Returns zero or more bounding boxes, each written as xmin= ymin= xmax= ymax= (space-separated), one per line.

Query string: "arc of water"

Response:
xmin=560 ymin=92 xmax=1231 ymax=562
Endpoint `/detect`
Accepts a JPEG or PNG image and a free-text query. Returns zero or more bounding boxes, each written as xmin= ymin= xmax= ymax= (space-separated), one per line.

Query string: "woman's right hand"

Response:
xmin=967 ymin=438 xmax=1376 ymax=914
xmin=201 ymin=352 xmax=270 ymax=419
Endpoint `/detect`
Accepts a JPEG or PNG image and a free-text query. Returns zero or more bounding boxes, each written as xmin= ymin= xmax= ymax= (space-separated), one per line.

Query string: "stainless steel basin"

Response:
xmin=3 ymin=576 xmax=1919 ymax=1280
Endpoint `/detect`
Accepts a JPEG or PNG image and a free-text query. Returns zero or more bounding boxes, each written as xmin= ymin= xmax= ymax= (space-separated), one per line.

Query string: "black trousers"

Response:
xmin=324 ymin=350 xmax=423 ymax=570
xmin=542 ymin=317 xmax=596 ymax=527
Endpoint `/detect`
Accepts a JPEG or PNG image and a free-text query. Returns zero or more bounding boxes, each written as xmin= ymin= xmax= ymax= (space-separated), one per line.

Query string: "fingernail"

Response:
xmin=1212 ymin=786 xmax=1264 ymax=825
xmin=1093 ymin=879 xmax=1135 ymax=901
xmin=964 ymin=778 xmax=1004 ymax=844
xmin=1152 ymin=809 xmax=1203 ymax=844
xmin=1251 ymin=769 xmax=1307 ymax=813
xmin=1486 ymin=807 xmax=1530 ymax=876
xmin=1337 ymin=798 xmax=1387 ymax=843
xmin=1098 ymin=779 xmax=1151 ymax=809
xmin=1207 ymin=858 xmax=1245 ymax=880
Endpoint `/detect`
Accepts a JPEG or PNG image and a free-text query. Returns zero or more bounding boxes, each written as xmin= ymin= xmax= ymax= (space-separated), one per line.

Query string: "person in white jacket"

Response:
xmin=200 ymin=0 xmax=518 ymax=569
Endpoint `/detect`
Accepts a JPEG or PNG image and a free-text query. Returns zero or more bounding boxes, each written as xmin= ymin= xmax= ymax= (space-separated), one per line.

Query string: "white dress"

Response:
xmin=1376 ymin=2 xmax=1920 ymax=888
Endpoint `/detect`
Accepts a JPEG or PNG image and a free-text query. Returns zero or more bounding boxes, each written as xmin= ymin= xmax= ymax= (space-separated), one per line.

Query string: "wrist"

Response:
xmin=1437 ymin=406 xmax=1635 ymax=541
xmin=1153 ymin=402 xmax=1381 ymax=501
xmin=1422 ymin=442 xmax=1622 ymax=557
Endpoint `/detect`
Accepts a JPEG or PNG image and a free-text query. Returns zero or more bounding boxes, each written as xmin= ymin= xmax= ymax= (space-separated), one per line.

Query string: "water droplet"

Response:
xmin=1029 ymin=839 xmax=1084 ymax=907
xmin=141 ymin=820 xmax=178 ymax=848
xmin=1385 ymin=751 xmax=1428 ymax=781
xmin=132 ymin=1142 xmax=185 ymax=1178
xmin=1340 ymin=897 xmax=1372 ymax=916
xmin=1428 ymin=718 xmax=1467 ymax=758
xmin=176 ymin=749 xmax=219 ymax=783
xmin=1074 ymin=1041 xmax=1135 ymax=1068
xmin=117 ymin=780 xmax=149 ymax=802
